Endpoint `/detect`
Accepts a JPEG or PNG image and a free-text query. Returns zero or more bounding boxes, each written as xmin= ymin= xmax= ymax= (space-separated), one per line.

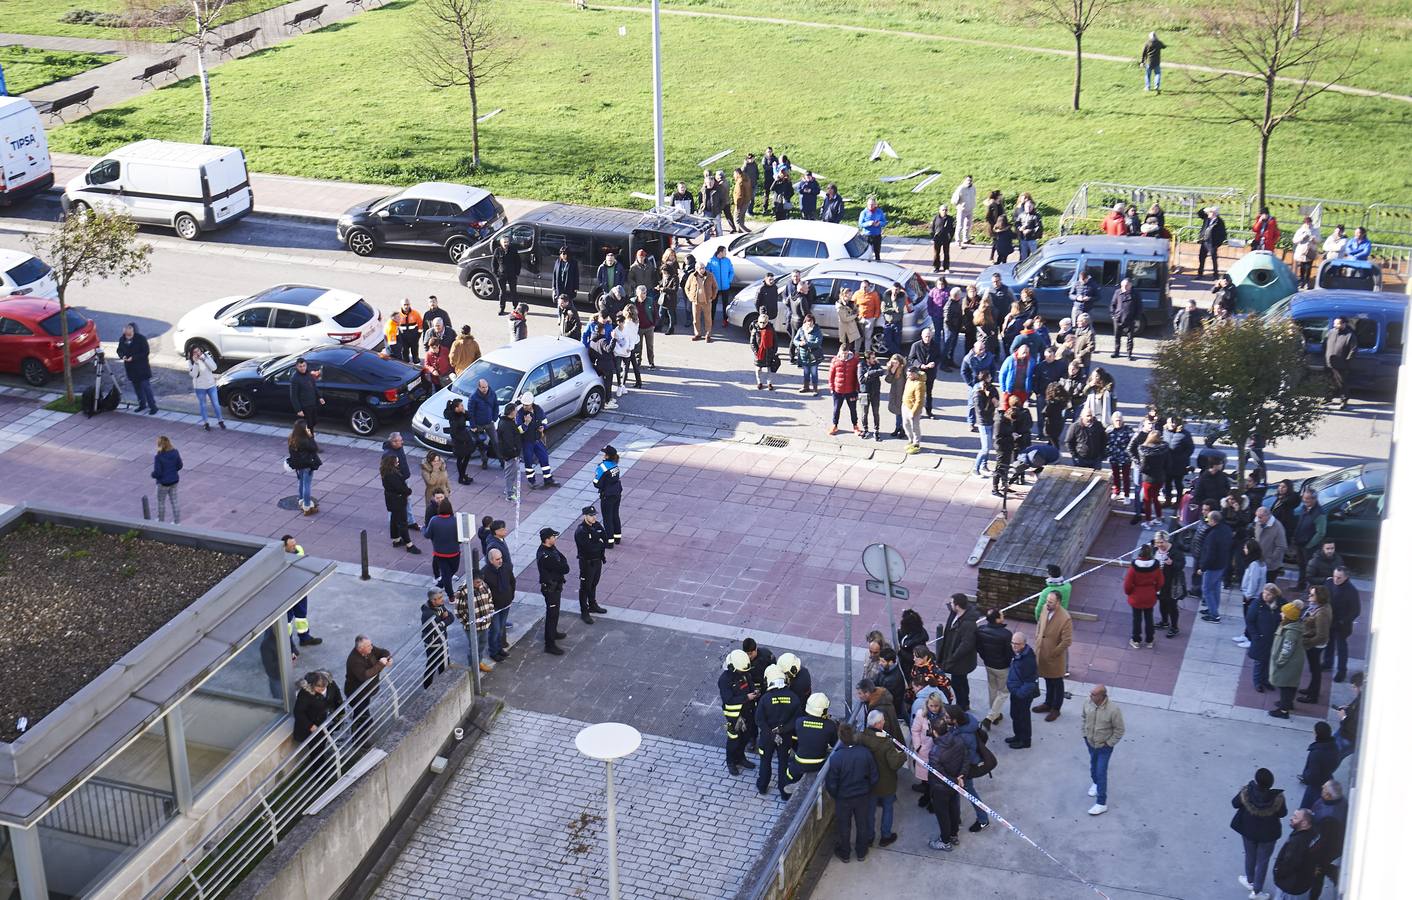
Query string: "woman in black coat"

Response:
xmin=1154 ymin=530 xmax=1185 ymax=636
xmin=991 ymin=215 xmax=1016 ymax=264
xmin=445 ymin=397 xmax=476 ymax=485
xmin=1230 ymin=767 xmax=1286 ymax=898
xmin=896 ymin=608 xmax=930 ymax=678
xmin=381 ymin=454 xmax=419 ymax=553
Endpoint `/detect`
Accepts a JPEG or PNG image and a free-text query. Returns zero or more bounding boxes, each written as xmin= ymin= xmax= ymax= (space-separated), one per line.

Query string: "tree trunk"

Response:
xmin=1233 ymin=434 xmax=1248 ymax=485
xmin=1072 ymin=32 xmax=1083 ymax=112
xmin=1255 ymin=76 xmax=1276 ymax=211
xmin=196 ymin=32 xmax=213 ymax=144
xmin=467 ymin=59 xmax=481 ymax=169
xmin=58 ymin=289 xmax=74 ymax=403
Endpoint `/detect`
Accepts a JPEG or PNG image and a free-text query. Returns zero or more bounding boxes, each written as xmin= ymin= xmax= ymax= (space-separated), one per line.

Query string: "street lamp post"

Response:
xmin=575 ymin=722 xmax=643 ymax=900
xmin=650 ymin=0 xmax=666 ymax=206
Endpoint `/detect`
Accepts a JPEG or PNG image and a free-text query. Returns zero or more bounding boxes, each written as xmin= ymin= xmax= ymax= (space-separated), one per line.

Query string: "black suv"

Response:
xmin=336 ymin=182 xmax=507 ymax=263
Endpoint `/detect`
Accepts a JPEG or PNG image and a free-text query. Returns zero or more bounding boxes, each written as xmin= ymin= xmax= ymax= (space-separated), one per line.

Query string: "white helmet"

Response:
xmin=764 ymin=664 xmax=786 ymax=689
xmin=520 ymin=392 xmax=535 ymax=406
xmin=805 ymin=693 xmax=829 ymax=717
xmin=777 ymin=652 xmax=801 ymax=676
xmin=725 ymin=649 xmax=751 ymax=672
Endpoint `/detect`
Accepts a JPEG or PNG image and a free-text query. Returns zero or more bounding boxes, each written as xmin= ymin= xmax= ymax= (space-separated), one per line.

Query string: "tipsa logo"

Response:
xmin=8 ymin=135 xmax=36 ymax=151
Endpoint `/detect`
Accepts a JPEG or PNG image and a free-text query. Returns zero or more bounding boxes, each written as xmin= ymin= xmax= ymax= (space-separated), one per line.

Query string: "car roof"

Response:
xmin=245 ymin=284 xmax=364 ymax=311
xmin=108 ymin=139 xmax=241 ymax=165
xmin=1318 ymin=258 xmax=1377 ymax=271
xmin=481 ymin=335 xmax=587 ymax=367
xmin=0 ymin=250 xmax=38 ymax=269
xmin=749 ymin=221 xmax=859 ymax=242
xmin=1037 ymin=235 xmax=1170 ymax=259
xmin=270 ymin=345 xmax=418 ymax=373
xmin=1285 ymin=290 xmax=1408 ymax=315
xmin=1304 ymin=462 xmax=1387 ymax=492
xmin=518 ymin=203 xmax=649 ymax=233
xmin=0 ymin=295 xmax=60 ymax=318
xmin=397 ymin=181 xmax=493 ymax=209
xmin=796 ymin=259 xmax=920 ymax=282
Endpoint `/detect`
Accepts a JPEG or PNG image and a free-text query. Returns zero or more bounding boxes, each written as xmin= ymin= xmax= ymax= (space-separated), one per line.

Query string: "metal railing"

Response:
xmin=144 ymin=618 xmax=453 ymax=900
xmin=735 ymin=755 xmax=833 ymax=899
xmin=42 ymin=777 xmax=177 ymax=847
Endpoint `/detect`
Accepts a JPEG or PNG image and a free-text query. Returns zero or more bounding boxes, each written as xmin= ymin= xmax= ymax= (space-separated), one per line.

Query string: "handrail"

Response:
xmin=734 ymin=755 xmax=832 ymax=899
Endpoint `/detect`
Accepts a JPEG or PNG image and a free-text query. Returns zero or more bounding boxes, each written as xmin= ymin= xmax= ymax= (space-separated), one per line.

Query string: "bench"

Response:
xmin=346 ymin=0 xmax=383 ymax=10
xmin=216 ymin=27 xmax=260 ymax=58
xmin=284 ymin=5 xmax=326 ymax=32
xmin=131 ymin=57 xmax=180 ymax=88
xmin=39 ymin=86 xmax=97 ymax=123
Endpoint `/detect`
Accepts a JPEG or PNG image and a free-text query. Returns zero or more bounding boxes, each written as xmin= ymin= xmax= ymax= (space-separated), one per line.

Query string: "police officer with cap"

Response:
xmin=785 ymin=693 xmax=839 ymax=796
xmin=593 ymin=445 xmax=624 ymax=546
xmin=777 ymin=652 xmax=811 ymax=704
xmin=575 ymin=505 xmax=610 ymax=624
xmin=536 ymin=526 xmax=570 ymax=655
xmin=755 ymin=664 xmax=801 ymax=798
xmin=719 ymin=649 xmax=759 ymax=775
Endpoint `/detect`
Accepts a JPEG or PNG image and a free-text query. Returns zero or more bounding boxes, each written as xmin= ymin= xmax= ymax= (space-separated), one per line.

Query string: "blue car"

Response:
xmin=1315 ymin=258 xmax=1383 ymax=292
xmin=1263 ymin=289 xmax=1406 ymax=394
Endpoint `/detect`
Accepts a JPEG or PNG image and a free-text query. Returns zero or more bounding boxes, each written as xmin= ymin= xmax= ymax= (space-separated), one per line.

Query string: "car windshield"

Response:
xmin=1013 ymin=253 xmax=1044 ymax=283
xmin=258 ymin=351 xmax=304 ymax=374
xmin=216 ymin=296 xmax=256 ymax=318
xmin=333 ymin=300 xmax=375 ymax=327
xmin=37 ymin=309 xmax=89 ymax=336
xmin=1317 ymin=476 xmax=1371 ymax=509
xmin=727 ymin=233 xmax=755 ymax=252
xmin=1320 ymin=264 xmax=1377 ymax=290
xmin=466 ymin=196 xmax=499 ymax=223
xmin=843 ymin=234 xmax=871 ymax=258
xmin=6 ymin=257 xmax=51 ymax=285
xmin=450 ymin=359 xmax=525 ymax=406
xmin=1263 ymin=297 xmax=1293 ymax=319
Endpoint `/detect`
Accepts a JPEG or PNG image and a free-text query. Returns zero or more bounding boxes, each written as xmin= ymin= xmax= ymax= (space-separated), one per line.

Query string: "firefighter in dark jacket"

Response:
xmin=778 ymin=652 xmax=812 ymax=705
xmin=719 ymin=649 xmax=759 ymax=775
xmin=755 ymin=665 xmax=802 ymax=797
xmin=593 ymin=445 xmax=624 ymax=545
xmin=744 ymin=637 xmax=775 ymax=696
xmin=786 ymin=693 xmax=839 ymax=788
xmin=574 ymin=505 xmax=610 ymax=624
xmin=419 ymin=588 xmax=454 ymax=688
xmin=289 ymin=358 xmax=324 ymax=430
xmin=536 ymin=527 xmax=570 ymax=655
xmin=514 ymin=393 xmax=555 ymax=488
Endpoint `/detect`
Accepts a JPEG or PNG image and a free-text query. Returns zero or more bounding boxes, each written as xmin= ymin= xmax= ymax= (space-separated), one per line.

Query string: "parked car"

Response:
xmin=1262 ymin=289 xmax=1405 ymax=394
xmin=337 ymin=182 xmax=507 ymax=263
xmin=1315 ymin=258 xmax=1382 ymax=292
xmin=218 ymin=346 xmax=426 ymax=436
xmin=0 ymin=296 xmax=99 ymax=385
xmin=411 ymin=336 xmax=603 ymax=451
xmin=456 ymin=203 xmax=710 ymax=307
xmin=725 ymin=259 xmax=932 ymax=351
xmin=0 ymin=96 xmax=53 ymax=206
xmin=688 ymin=220 xmax=870 ymax=289
xmin=172 ymin=284 xmax=383 ymax=365
xmin=1299 ymin=463 xmax=1386 ymax=562
xmin=975 ymin=235 xmax=1172 ymax=333
xmin=0 ymin=250 xmax=57 ymax=300
xmin=62 ymin=139 xmax=252 ymax=239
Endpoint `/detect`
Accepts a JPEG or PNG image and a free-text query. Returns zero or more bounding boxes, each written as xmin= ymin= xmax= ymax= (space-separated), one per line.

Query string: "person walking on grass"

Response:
xmin=750 ymin=311 xmax=780 ymax=391
xmin=187 ymin=345 xmax=225 ymax=431
xmin=793 ymin=314 xmax=824 ymax=394
xmin=1141 ymin=31 xmax=1165 ymax=92
xmin=151 ymin=435 xmax=182 ymax=524
xmin=828 ymin=347 xmax=862 ymax=436
xmin=1082 ymin=685 xmax=1124 ymax=816
xmin=287 ymin=421 xmax=321 ymax=515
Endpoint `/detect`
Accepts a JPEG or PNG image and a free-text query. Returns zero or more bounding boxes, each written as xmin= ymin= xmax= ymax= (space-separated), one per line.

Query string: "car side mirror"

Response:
xmin=222 ymin=317 xmax=239 ymax=327
xmin=376 ymin=209 xmax=390 ymax=218
xmin=1329 ymin=509 xmax=1346 ymax=521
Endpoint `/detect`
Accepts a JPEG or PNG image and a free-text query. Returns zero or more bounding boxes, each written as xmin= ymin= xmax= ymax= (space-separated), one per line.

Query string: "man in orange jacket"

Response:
xmin=389 ymin=300 xmax=424 ymax=364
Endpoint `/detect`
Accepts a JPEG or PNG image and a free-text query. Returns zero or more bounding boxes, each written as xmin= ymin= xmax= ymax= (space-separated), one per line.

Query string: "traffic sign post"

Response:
xmin=862 ymin=543 xmax=906 ymax=646
xmin=837 ymin=584 xmax=859 ymax=720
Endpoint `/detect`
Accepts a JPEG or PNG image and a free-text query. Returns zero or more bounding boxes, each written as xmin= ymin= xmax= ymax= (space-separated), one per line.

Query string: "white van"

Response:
xmin=62 ymin=139 xmax=253 ymax=239
xmin=0 ymin=97 xmax=54 ymax=206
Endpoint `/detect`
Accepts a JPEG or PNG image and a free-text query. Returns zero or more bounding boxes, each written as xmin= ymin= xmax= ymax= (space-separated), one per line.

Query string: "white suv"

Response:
xmin=172 ymin=284 xmax=383 ymax=364
xmin=0 ymin=250 xmax=58 ymax=300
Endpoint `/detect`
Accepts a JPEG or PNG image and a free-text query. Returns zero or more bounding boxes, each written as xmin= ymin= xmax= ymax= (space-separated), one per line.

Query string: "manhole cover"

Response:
xmin=276 ymin=495 xmax=320 ymax=511
xmin=761 ymin=435 xmax=790 ymax=448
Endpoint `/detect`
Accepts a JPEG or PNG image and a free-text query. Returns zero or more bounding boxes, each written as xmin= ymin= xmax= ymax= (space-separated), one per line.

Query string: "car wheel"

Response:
xmin=227 ymin=389 xmax=256 ymax=419
xmin=468 ymin=271 xmax=496 ymax=300
xmin=446 ymin=237 xmax=471 ymax=263
xmin=869 ymin=329 xmax=887 ymax=355
xmin=1131 ymin=313 xmax=1148 ymax=337
xmin=741 ymin=313 xmax=758 ymax=335
xmin=580 ymin=386 xmax=605 ymax=418
xmin=346 ymin=228 xmax=376 ymax=257
xmin=348 ymin=405 xmax=378 ymax=436
xmin=68 ymin=200 xmax=91 ymax=218
xmin=20 ymin=358 xmax=49 ymax=387
xmin=174 ymin=213 xmax=200 ymax=241
xmin=183 ymin=339 xmax=221 ymax=367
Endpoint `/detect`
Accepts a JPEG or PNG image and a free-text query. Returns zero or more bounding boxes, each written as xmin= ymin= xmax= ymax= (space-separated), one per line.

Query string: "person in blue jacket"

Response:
xmin=423 ymin=499 xmax=461 ymax=600
xmin=705 ymin=246 xmax=735 ymax=327
xmin=1344 ymin=226 xmax=1371 ymax=261
xmin=997 ymin=345 xmax=1036 ymax=405
xmin=595 ymin=252 xmax=626 ymax=299
xmin=1005 ymin=632 xmax=1039 ymax=749
xmin=513 ymin=393 xmax=555 ymax=489
xmin=1196 ymin=510 xmax=1235 ymax=623
xmin=797 ymin=172 xmax=822 ymax=220
xmin=960 ymin=340 xmax=999 ymax=429
xmin=858 ymin=197 xmax=887 ymax=261
xmin=151 ymin=435 xmax=183 ymax=524
xmin=467 ymin=378 xmax=499 ymax=469
xmin=118 ymin=322 xmax=157 ymax=414
xmin=824 ymin=723 xmax=879 ymax=861
xmin=593 ymin=445 xmax=624 ymax=546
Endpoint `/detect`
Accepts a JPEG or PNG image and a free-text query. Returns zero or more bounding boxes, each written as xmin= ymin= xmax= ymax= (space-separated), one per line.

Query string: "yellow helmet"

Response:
xmin=777 ymin=652 xmax=801 ymax=675
xmin=764 ymin=664 xmax=786 ymax=689
xmin=805 ymin=693 xmax=829 ymax=717
xmin=725 ymin=649 xmax=751 ymax=672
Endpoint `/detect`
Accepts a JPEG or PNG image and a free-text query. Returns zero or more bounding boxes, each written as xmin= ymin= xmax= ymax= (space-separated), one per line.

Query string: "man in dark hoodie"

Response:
xmin=975 ymin=608 xmax=1014 ymax=727
xmin=289 ymin=357 xmax=324 ymax=430
xmin=1230 ymin=767 xmax=1287 ymax=898
xmin=1298 ymin=721 xmax=1339 ymax=810
xmin=938 ymin=594 xmax=979 ymax=711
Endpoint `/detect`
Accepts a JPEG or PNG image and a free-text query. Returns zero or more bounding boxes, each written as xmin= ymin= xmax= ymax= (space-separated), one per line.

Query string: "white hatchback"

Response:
xmin=689 ymin=220 xmax=870 ymax=289
xmin=0 ymin=250 xmax=58 ymax=300
xmin=172 ymin=284 xmax=383 ymax=364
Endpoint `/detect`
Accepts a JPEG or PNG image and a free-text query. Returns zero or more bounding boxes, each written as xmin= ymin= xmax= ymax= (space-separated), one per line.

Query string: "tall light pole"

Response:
xmin=575 ymin=722 xmax=642 ymax=900
xmin=650 ymin=0 xmax=666 ymax=206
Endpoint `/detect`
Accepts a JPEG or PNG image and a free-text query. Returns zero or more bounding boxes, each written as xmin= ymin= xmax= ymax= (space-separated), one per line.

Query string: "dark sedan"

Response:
xmin=218 ymin=346 xmax=428 ymax=436
xmin=335 ymin=181 xmax=506 ymax=263
xmin=1300 ymin=463 xmax=1386 ymax=563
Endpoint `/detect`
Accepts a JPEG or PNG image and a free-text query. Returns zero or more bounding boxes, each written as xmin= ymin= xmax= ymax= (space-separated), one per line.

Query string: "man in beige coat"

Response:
xmin=1081 ymin=685 xmax=1124 ymax=816
xmin=685 ymin=262 xmax=719 ymax=342
xmin=1033 ymin=591 xmax=1073 ymax=722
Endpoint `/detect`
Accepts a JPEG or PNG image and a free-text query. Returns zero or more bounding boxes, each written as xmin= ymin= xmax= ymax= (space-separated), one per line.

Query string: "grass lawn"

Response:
xmin=0 ymin=45 xmax=117 ymax=94
xmin=48 ymin=0 xmax=1412 ymax=232
xmin=2 ymin=0 xmax=293 ymax=41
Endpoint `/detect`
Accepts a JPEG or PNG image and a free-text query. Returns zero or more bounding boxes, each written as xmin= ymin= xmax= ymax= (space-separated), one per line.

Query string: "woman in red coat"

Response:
xmin=828 ymin=347 xmax=861 ymax=436
xmin=1252 ymin=208 xmax=1281 ymax=251
xmin=1124 ymin=544 xmax=1165 ymax=648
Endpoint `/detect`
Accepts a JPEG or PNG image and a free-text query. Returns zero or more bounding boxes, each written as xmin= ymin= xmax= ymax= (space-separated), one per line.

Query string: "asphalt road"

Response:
xmin=0 ymin=204 xmax=1395 ymax=476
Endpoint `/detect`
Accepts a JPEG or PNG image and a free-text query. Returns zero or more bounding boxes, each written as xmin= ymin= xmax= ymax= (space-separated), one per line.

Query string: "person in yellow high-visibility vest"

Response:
xmin=282 ymin=535 xmax=323 ymax=646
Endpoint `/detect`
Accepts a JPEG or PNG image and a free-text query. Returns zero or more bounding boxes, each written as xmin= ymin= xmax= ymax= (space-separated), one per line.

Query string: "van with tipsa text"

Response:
xmin=61 ymin=140 xmax=253 ymax=239
xmin=0 ymin=97 xmax=54 ymax=206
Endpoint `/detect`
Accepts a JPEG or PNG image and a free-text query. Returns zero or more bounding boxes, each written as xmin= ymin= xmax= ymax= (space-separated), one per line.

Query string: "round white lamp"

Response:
xmin=575 ymin=723 xmax=642 ymax=900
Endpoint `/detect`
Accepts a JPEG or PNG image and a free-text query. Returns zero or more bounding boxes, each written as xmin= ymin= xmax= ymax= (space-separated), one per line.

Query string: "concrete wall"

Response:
xmin=735 ymin=780 xmax=836 ymax=900
xmin=231 ymin=670 xmax=477 ymax=900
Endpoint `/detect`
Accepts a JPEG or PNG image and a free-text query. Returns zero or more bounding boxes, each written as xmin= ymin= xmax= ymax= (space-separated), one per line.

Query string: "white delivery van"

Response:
xmin=0 ymin=97 xmax=54 ymax=206
xmin=62 ymin=139 xmax=253 ymax=239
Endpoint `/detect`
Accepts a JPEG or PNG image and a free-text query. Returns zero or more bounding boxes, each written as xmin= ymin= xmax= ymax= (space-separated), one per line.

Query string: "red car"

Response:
xmin=0 ymin=296 xmax=100 ymax=385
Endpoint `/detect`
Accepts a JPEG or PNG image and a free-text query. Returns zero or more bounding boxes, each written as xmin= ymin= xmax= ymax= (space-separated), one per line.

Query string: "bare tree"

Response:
xmin=1030 ymin=0 xmax=1128 ymax=111
xmin=1190 ymin=0 xmax=1363 ymax=209
xmin=128 ymin=1 xmax=253 ymax=144
xmin=412 ymin=0 xmax=510 ymax=169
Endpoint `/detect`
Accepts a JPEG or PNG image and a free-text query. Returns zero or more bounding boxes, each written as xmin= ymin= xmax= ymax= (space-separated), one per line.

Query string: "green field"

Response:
xmin=0 ymin=45 xmax=117 ymax=94
xmin=47 ymin=0 xmax=1412 ymax=230
xmin=1 ymin=0 xmax=292 ymax=40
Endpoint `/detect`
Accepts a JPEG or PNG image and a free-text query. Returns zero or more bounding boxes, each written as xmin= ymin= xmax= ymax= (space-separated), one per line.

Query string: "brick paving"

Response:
xmin=375 ymin=708 xmax=769 ymax=900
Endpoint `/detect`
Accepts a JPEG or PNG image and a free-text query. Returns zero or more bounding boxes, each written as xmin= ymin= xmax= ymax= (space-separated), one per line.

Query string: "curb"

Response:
xmin=36 ymin=182 xmax=340 ymax=227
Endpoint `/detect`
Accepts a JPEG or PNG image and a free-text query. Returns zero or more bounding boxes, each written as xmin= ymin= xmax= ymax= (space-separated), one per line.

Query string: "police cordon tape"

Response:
xmin=887 ymin=735 xmax=1114 ymax=900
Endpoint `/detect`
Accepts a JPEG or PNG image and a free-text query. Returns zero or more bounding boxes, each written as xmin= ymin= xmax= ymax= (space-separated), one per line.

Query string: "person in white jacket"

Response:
xmin=951 ymin=175 xmax=977 ymax=246
xmin=612 ymin=305 xmax=642 ymax=393
xmin=187 ymin=346 xmax=225 ymax=431
xmin=1321 ymin=224 xmax=1348 ymax=260
xmin=1291 ymin=217 xmax=1322 ymax=289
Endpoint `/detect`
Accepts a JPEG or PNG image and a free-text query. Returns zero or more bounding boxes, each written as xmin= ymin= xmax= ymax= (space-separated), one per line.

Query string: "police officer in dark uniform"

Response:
xmin=785 ymin=693 xmax=839 ymax=796
xmin=778 ymin=652 xmax=812 ymax=705
xmin=574 ymin=505 xmax=610 ymax=624
xmin=593 ymin=445 xmax=624 ymax=546
xmin=755 ymin=665 xmax=801 ymax=798
xmin=718 ymin=649 xmax=759 ymax=776
xmin=536 ymin=527 xmax=569 ymax=655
